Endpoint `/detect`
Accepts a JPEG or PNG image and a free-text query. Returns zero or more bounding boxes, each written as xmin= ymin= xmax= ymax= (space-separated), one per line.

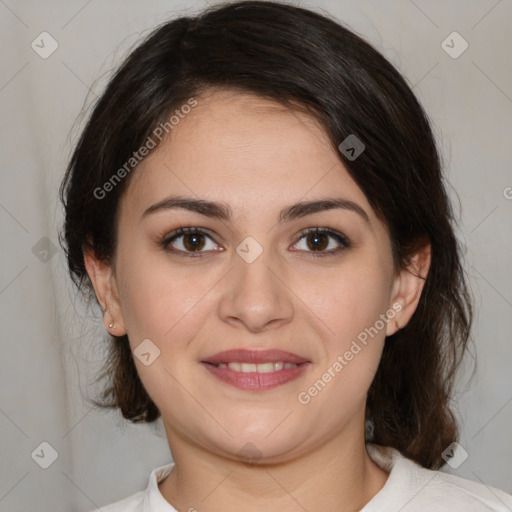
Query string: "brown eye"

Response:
xmin=293 ymin=228 xmax=351 ymax=256
xmin=162 ymin=227 xmax=219 ymax=256
xmin=306 ymin=231 xmax=329 ymax=251
xmin=182 ymin=232 xmax=206 ymax=251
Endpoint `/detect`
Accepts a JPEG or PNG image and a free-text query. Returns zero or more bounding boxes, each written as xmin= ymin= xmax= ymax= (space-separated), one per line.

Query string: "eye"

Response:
xmin=161 ymin=227 xmax=221 ymax=258
xmin=160 ymin=226 xmax=351 ymax=259
xmin=292 ymin=227 xmax=351 ymax=256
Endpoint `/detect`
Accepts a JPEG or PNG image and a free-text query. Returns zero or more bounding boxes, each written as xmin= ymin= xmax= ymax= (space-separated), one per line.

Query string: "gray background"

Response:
xmin=0 ymin=0 xmax=511 ymax=510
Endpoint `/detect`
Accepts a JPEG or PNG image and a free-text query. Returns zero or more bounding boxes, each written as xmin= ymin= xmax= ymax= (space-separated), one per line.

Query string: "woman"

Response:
xmin=60 ymin=1 xmax=512 ymax=510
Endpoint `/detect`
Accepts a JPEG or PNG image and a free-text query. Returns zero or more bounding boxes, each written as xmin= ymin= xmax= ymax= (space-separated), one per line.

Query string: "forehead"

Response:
xmin=120 ymin=89 xmax=372 ymax=221
xmin=158 ymin=88 xmax=334 ymax=164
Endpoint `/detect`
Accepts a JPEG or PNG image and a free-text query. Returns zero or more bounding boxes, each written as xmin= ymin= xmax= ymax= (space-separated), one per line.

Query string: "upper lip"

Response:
xmin=202 ymin=349 xmax=309 ymax=365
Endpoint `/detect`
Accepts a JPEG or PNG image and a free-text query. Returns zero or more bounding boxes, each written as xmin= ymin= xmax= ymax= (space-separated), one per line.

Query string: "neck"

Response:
xmin=158 ymin=425 xmax=388 ymax=512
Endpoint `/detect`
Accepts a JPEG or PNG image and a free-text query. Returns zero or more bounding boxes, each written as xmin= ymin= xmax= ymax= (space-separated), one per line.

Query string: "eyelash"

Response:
xmin=160 ymin=226 xmax=351 ymax=259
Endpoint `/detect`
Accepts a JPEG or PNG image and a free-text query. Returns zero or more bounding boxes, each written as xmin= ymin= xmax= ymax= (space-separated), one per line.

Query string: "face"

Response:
xmin=88 ymin=88 xmax=426 ymax=463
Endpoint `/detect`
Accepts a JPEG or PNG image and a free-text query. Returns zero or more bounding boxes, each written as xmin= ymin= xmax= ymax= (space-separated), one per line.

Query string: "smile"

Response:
xmin=214 ymin=361 xmax=298 ymax=372
xmin=201 ymin=360 xmax=310 ymax=391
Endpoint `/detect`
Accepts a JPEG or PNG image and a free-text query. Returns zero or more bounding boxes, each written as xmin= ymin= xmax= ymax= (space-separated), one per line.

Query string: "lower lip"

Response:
xmin=201 ymin=362 xmax=311 ymax=391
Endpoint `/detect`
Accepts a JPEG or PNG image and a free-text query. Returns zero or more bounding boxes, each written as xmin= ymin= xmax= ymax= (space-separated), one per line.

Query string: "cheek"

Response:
xmin=116 ymin=247 xmax=216 ymax=350
xmin=315 ymin=258 xmax=393 ymax=345
xmin=298 ymin=276 xmax=389 ymax=416
xmin=115 ymin=255 xmax=207 ymax=415
xmin=301 ymin=253 xmax=393 ymax=401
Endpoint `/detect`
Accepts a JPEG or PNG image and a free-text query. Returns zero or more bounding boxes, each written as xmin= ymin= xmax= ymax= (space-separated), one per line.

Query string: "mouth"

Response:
xmin=205 ymin=361 xmax=301 ymax=372
xmin=201 ymin=349 xmax=311 ymax=391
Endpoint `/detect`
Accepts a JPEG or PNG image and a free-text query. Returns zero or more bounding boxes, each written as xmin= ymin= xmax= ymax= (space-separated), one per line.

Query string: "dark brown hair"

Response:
xmin=59 ymin=0 xmax=473 ymax=469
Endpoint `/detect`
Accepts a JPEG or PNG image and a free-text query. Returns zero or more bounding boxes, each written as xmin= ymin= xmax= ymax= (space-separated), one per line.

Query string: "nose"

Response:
xmin=217 ymin=242 xmax=294 ymax=333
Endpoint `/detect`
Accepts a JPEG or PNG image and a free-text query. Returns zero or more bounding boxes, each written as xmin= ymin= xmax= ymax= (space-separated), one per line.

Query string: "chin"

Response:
xmin=203 ymin=425 xmax=307 ymax=466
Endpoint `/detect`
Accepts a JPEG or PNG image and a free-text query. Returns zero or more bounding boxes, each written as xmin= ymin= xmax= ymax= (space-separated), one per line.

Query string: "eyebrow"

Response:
xmin=141 ymin=195 xmax=371 ymax=226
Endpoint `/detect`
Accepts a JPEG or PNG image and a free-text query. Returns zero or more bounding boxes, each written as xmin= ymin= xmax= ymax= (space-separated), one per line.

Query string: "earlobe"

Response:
xmin=386 ymin=242 xmax=431 ymax=337
xmin=83 ymin=247 xmax=127 ymax=335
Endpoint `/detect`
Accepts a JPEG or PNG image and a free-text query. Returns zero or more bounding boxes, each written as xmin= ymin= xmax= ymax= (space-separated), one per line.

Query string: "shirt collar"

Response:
xmin=142 ymin=444 xmax=420 ymax=511
xmin=144 ymin=462 xmax=177 ymax=511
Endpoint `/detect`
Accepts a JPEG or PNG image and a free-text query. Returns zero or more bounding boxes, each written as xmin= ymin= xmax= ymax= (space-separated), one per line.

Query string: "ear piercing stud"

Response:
xmin=109 ymin=322 xmax=115 ymax=328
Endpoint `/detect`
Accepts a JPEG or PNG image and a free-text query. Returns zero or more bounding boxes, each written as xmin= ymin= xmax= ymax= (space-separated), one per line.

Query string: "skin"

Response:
xmin=85 ymin=88 xmax=431 ymax=512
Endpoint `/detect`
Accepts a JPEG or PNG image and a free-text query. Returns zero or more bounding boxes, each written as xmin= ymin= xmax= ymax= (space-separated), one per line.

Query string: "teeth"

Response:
xmin=219 ymin=361 xmax=298 ymax=373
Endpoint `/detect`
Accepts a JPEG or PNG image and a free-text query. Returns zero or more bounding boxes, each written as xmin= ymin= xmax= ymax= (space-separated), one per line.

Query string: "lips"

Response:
xmin=202 ymin=348 xmax=309 ymax=365
xmin=201 ymin=349 xmax=311 ymax=391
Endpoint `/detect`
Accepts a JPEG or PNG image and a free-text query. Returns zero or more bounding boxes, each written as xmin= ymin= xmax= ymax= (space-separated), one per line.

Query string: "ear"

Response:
xmin=386 ymin=241 xmax=431 ymax=336
xmin=83 ymin=246 xmax=127 ymax=336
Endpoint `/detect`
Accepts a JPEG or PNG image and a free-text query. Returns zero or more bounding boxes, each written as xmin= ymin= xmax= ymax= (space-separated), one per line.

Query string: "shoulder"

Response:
xmin=414 ymin=468 xmax=512 ymax=511
xmin=89 ymin=463 xmax=176 ymax=512
xmin=95 ymin=490 xmax=146 ymax=512
xmin=365 ymin=444 xmax=512 ymax=511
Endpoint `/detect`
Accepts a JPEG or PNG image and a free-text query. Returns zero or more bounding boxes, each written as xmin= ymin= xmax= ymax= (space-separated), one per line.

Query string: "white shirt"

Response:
xmin=96 ymin=444 xmax=512 ymax=511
